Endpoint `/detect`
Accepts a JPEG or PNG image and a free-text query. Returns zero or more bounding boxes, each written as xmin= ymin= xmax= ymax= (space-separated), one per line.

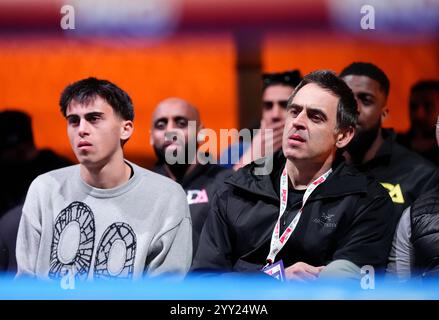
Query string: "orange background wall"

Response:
xmin=1 ymin=32 xmax=438 ymax=167
xmin=0 ymin=34 xmax=237 ymax=167
xmin=264 ymin=32 xmax=439 ymax=132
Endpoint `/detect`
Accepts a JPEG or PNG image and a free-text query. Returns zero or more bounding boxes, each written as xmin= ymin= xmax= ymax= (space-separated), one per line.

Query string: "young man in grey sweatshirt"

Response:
xmin=16 ymin=77 xmax=192 ymax=281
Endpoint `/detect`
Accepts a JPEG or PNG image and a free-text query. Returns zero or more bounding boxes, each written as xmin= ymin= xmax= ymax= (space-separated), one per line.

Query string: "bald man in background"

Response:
xmin=150 ymin=98 xmax=232 ymax=257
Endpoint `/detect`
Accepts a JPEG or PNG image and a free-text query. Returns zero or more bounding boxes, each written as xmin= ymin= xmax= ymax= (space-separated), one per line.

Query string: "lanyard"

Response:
xmin=265 ymin=165 xmax=332 ymax=266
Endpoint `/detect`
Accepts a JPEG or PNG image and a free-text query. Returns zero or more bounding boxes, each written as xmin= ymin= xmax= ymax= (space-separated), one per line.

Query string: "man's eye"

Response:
xmin=67 ymin=117 xmax=79 ymax=125
xmin=279 ymin=101 xmax=288 ymax=109
xmin=424 ymin=103 xmax=433 ymax=111
xmin=177 ymin=120 xmax=188 ymax=128
xmin=155 ymin=121 xmax=166 ymax=130
xmin=262 ymin=101 xmax=273 ymax=110
xmin=311 ymin=114 xmax=322 ymax=122
xmin=289 ymin=108 xmax=299 ymax=116
xmin=361 ymin=98 xmax=373 ymax=106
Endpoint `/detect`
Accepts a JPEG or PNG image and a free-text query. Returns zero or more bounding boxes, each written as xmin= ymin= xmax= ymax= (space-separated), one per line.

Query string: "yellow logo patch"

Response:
xmin=380 ymin=183 xmax=405 ymax=204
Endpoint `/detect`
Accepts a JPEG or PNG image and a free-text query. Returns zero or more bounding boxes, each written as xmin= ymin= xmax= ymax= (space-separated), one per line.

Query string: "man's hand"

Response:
xmin=232 ymin=119 xmax=284 ymax=171
xmin=285 ymin=262 xmax=324 ymax=282
xmin=260 ymin=119 xmax=284 ymax=154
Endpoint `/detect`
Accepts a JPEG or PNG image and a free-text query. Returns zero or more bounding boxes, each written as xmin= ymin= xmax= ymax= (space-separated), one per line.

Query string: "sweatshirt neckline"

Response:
xmin=76 ymin=161 xmax=141 ymax=198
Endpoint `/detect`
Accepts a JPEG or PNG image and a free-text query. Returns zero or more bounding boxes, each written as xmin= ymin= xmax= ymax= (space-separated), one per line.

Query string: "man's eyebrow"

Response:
xmin=174 ymin=116 xmax=189 ymax=121
xmin=84 ymin=111 xmax=104 ymax=117
xmin=287 ymin=102 xmax=303 ymax=110
xmin=357 ymin=91 xmax=375 ymax=98
xmin=66 ymin=111 xmax=104 ymax=118
xmin=307 ymin=107 xmax=328 ymax=120
xmin=154 ymin=117 xmax=168 ymax=124
xmin=288 ymin=103 xmax=328 ymax=119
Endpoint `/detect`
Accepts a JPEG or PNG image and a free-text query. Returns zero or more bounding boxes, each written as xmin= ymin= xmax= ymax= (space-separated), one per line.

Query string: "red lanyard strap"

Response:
xmin=265 ymin=165 xmax=332 ymax=266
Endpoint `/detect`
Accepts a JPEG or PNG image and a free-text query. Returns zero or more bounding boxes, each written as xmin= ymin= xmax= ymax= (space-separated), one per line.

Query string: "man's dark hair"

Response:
xmin=0 ymin=110 xmax=34 ymax=150
xmin=59 ymin=77 xmax=134 ymax=121
xmin=289 ymin=70 xmax=358 ymax=131
xmin=339 ymin=62 xmax=390 ymax=97
xmin=411 ymin=80 xmax=439 ymax=94
xmin=262 ymin=70 xmax=302 ymax=91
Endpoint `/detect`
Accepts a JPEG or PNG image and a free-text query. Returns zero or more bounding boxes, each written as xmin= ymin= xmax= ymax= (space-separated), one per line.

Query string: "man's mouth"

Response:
xmin=289 ymin=133 xmax=306 ymax=142
xmin=78 ymin=141 xmax=92 ymax=149
xmin=163 ymin=141 xmax=180 ymax=148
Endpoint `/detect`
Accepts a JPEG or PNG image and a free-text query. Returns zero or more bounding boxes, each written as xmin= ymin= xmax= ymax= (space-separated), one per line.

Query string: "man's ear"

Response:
xmin=121 ymin=120 xmax=134 ymax=142
xmin=149 ymin=129 xmax=153 ymax=146
xmin=335 ymin=126 xmax=355 ymax=149
xmin=381 ymin=106 xmax=389 ymax=121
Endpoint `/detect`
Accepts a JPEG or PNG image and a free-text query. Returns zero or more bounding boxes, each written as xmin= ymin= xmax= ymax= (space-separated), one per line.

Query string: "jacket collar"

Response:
xmin=226 ymin=151 xmax=368 ymax=202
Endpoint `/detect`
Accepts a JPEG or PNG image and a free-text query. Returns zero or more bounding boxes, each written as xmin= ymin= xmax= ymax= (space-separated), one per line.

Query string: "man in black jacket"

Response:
xmin=150 ymin=98 xmax=231 ymax=257
xmin=193 ymin=70 xmax=397 ymax=281
xmin=387 ymin=116 xmax=439 ymax=280
xmin=340 ymin=62 xmax=439 ymax=218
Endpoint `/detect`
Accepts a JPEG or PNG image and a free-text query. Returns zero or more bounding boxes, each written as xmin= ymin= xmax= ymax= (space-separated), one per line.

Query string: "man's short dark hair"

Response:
xmin=411 ymin=80 xmax=439 ymax=94
xmin=262 ymin=70 xmax=302 ymax=91
xmin=59 ymin=77 xmax=134 ymax=121
xmin=339 ymin=62 xmax=390 ymax=97
xmin=288 ymin=70 xmax=358 ymax=131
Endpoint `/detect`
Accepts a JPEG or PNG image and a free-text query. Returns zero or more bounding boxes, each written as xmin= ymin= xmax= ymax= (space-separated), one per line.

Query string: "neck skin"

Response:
xmin=286 ymin=155 xmax=334 ymax=190
xmin=345 ymin=127 xmax=385 ymax=165
xmin=80 ymin=149 xmax=131 ymax=189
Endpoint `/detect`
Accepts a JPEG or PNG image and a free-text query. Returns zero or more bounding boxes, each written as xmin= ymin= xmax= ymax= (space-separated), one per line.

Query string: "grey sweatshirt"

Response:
xmin=16 ymin=162 xmax=192 ymax=280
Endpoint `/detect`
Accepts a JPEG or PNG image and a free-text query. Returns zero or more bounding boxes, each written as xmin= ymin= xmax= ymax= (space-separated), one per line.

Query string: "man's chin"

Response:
xmin=283 ymin=149 xmax=306 ymax=161
xmin=77 ymin=157 xmax=99 ymax=169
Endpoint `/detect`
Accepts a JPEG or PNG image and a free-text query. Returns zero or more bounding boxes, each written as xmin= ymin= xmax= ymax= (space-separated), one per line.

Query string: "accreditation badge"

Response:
xmin=262 ymin=260 xmax=286 ymax=282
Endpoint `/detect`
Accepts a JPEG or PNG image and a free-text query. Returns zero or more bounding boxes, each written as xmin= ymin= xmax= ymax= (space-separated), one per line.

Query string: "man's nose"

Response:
xmin=355 ymin=97 xmax=363 ymax=115
xmin=78 ymin=119 xmax=89 ymax=137
xmin=292 ymin=110 xmax=307 ymax=129
xmin=270 ymin=104 xmax=284 ymax=123
xmin=165 ymin=120 xmax=177 ymax=132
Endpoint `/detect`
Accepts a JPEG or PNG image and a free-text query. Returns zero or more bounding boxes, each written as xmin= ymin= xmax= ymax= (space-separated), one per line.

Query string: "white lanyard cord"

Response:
xmin=265 ymin=165 xmax=332 ymax=266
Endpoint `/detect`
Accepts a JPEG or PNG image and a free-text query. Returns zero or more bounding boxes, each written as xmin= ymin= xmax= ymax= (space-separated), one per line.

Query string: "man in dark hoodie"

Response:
xmin=193 ymin=70 xmax=397 ymax=281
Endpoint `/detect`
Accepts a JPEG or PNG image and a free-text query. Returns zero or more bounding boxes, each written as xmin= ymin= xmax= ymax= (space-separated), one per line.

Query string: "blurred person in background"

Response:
xmin=0 ymin=110 xmax=72 ymax=217
xmin=0 ymin=110 xmax=72 ymax=273
xmin=340 ymin=62 xmax=439 ymax=218
xmin=387 ymin=116 xmax=439 ymax=281
xmin=220 ymin=70 xmax=302 ymax=170
xmin=397 ymin=80 xmax=439 ymax=165
xmin=150 ymin=98 xmax=231 ymax=258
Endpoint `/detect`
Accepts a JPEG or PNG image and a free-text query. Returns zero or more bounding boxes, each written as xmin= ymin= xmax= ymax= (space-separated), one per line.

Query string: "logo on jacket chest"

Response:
xmin=312 ymin=212 xmax=337 ymax=228
xmin=187 ymin=189 xmax=209 ymax=205
xmin=380 ymin=182 xmax=405 ymax=204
